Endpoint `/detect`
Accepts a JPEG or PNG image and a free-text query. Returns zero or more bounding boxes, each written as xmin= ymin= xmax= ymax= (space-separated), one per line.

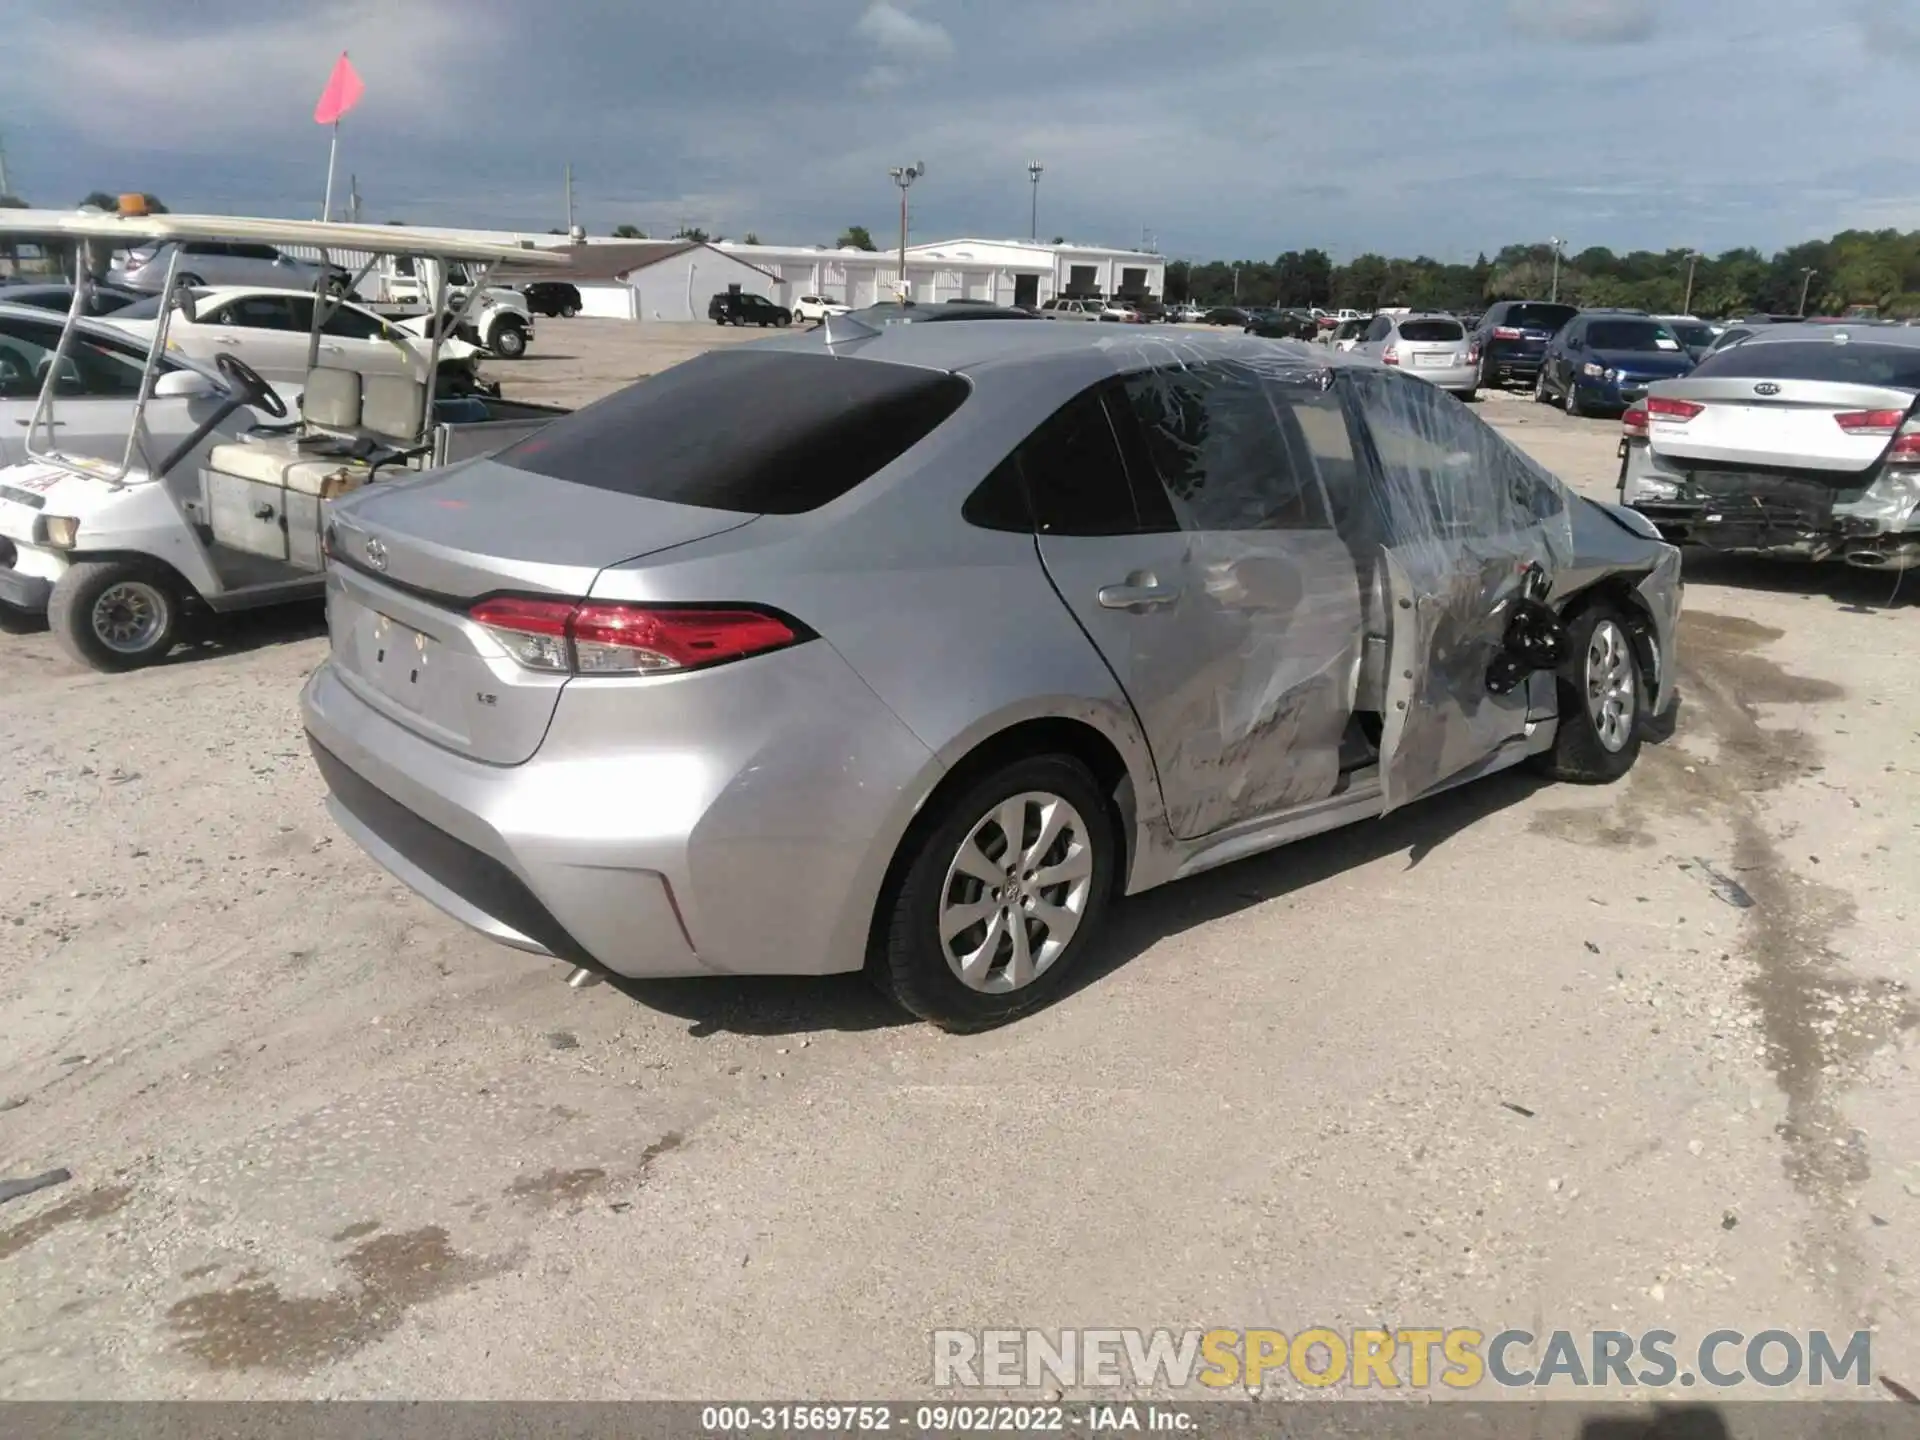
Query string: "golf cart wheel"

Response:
xmin=491 ymin=319 xmax=528 ymax=359
xmin=1535 ymin=603 xmax=1646 ymax=784
xmin=49 ymin=560 xmax=181 ymax=673
xmin=872 ymin=753 xmax=1117 ymax=1031
xmin=560 ymin=303 xmax=578 ymax=318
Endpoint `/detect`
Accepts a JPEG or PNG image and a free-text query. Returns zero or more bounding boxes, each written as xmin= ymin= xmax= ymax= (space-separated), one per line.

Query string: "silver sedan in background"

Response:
xmin=303 ymin=326 xmax=1681 ymax=1029
xmin=1351 ymin=311 xmax=1479 ymax=397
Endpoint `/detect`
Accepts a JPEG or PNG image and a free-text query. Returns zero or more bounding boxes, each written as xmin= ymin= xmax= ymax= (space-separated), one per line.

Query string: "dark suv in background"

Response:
xmin=1472 ymin=300 xmax=1578 ymax=389
xmin=708 ymin=291 xmax=793 ymax=327
xmin=520 ymin=281 xmax=583 ymax=318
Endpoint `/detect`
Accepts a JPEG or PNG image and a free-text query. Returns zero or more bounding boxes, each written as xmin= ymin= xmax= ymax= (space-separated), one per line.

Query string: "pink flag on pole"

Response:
xmin=313 ymin=52 xmax=365 ymax=126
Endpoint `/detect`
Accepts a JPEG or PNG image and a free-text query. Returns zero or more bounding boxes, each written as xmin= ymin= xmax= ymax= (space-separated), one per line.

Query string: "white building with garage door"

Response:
xmin=709 ymin=238 xmax=1164 ymax=312
xmin=554 ymin=240 xmax=781 ymax=321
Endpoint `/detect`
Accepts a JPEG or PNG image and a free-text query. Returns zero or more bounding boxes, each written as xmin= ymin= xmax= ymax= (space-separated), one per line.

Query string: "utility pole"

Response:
xmin=1549 ymin=236 xmax=1564 ymax=303
xmin=1232 ymin=263 xmax=1240 ymax=302
xmin=564 ymin=162 xmax=575 ymax=237
xmin=889 ymin=162 xmax=925 ymax=301
xmin=0 ymin=129 xmax=11 ymax=198
xmin=348 ymin=173 xmax=362 ymax=225
xmin=1027 ymin=160 xmax=1043 ymax=241
xmin=1683 ymin=251 xmax=1700 ymax=314
xmin=1799 ymin=267 xmax=1819 ymax=317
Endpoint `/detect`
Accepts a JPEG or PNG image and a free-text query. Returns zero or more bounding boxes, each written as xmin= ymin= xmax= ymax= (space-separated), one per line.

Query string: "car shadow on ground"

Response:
xmin=166 ymin=599 xmax=328 ymax=663
xmin=615 ymin=764 xmax=1549 ymax=1040
xmin=1680 ymin=548 xmax=1918 ymax=609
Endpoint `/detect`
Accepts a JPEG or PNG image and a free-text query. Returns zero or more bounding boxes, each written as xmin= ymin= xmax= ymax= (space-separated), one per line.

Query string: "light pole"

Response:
xmin=1027 ymin=160 xmax=1043 ymax=241
xmin=1548 ymin=236 xmax=1564 ymax=303
xmin=889 ymin=162 xmax=925 ymax=302
xmin=1798 ymin=267 xmax=1819 ymax=317
xmin=1231 ymin=263 xmax=1240 ymax=303
xmin=1682 ymin=250 xmax=1701 ymax=314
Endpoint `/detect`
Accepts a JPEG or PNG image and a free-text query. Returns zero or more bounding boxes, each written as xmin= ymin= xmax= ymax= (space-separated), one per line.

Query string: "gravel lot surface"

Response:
xmin=2 ymin=320 xmax=1916 ymax=1401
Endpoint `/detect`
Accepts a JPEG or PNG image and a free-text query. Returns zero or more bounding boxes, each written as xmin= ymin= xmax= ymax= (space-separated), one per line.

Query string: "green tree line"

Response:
xmin=1166 ymin=229 xmax=1920 ymax=318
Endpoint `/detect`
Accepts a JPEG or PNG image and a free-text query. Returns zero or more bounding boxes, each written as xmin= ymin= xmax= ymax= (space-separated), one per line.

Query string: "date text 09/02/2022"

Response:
xmin=699 ymin=1404 xmax=1192 ymax=1432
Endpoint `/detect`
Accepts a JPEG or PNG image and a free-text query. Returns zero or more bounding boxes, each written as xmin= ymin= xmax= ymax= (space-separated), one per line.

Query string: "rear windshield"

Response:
xmin=1667 ymin=322 xmax=1715 ymax=348
xmin=1689 ymin=341 xmax=1920 ymax=390
xmin=1499 ymin=303 xmax=1578 ymax=332
xmin=1586 ymin=320 xmax=1679 ymax=352
xmin=497 ymin=349 xmax=971 ymax=514
xmin=1398 ymin=319 xmax=1464 ymax=342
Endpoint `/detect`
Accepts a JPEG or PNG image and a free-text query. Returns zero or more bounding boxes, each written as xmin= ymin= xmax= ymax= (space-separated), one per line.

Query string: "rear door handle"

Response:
xmin=214 ymin=336 xmax=241 ymax=346
xmin=1098 ymin=575 xmax=1181 ymax=610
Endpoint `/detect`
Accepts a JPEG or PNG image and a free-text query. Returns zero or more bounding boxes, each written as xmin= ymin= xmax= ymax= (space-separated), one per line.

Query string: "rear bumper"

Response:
xmin=300 ymin=643 xmax=940 ymax=981
xmin=1405 ymin=363 xmax=1478 ymax=393
xmin=1619 ymin=442 xmax=1920 ymax=566
xmin=1481 ymin=346 xmax=1545 ymax=379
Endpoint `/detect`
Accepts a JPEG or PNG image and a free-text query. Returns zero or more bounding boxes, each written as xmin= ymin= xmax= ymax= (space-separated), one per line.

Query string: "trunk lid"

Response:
xmin=324 ymin=458 xmax=755 ymax=764
xmin=1644 ymin=376 xmax=1917 ymax=474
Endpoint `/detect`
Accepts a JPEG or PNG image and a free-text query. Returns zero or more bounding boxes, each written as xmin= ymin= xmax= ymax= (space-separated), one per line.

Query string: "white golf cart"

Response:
xmin=0 ymin=207 xmax=573 ymax=671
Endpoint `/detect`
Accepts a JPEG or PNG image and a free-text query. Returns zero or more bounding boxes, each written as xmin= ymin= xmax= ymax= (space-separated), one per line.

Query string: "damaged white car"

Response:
xmin=1619 ymin=323 xmax=1920 ymax=571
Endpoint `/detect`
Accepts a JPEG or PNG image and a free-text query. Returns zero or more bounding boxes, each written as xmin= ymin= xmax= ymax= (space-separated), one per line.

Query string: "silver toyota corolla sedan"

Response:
xmin=302 ymin=324 xmax=1682 ymax=1028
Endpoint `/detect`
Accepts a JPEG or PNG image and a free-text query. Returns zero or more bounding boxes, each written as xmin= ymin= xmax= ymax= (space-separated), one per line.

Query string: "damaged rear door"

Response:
xmin=1030 ymin=362 xmax=1363 ymax=840
xmin=1340 ymin=368 xmax=1575 ymax=810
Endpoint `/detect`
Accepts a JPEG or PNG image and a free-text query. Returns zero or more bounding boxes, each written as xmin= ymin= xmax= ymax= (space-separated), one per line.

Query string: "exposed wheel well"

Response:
xmin=1556 ymin=574 xmax=1662 ymax=705
xmin=64 ymin=550 xmax=195 ymax=597
xmin=865 ymin=717 xmax=1138 ymax=965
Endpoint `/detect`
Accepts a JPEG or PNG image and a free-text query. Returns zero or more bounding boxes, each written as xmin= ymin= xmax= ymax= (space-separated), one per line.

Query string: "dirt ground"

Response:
xmin=2 ymin=320 xmax=1917 ymax=1402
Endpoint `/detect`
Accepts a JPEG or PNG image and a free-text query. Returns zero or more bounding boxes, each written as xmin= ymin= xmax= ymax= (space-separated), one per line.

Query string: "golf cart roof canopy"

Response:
xmin=0 ymin=209 xmax=573 ymax=270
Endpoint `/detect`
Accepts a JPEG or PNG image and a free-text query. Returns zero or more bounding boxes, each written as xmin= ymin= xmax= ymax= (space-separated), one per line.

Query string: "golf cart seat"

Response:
xmin=205 ymin=366 xmax=429 ymax=495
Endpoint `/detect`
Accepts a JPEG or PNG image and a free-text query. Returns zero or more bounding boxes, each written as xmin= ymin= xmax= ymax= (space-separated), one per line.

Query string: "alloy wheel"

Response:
xmin=90 ymin=580 xmax=170 ymax=656
xmin=1585 ymin=619 xmax=1637 ymax=753
xmin=939 ymin=791 xmax=1094 ymax=994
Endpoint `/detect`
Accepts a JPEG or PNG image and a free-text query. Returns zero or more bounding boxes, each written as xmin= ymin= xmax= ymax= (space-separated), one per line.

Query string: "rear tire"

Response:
xmin=49 ymin=560 xmax=181 ymax=673
xmin=1535 ymin=604 xmax=1646 ymax=784
xmin=559 ymin=303 xmax=578 ymax=318
xmin=872 ymin=754 xmax=1118 ymax=1031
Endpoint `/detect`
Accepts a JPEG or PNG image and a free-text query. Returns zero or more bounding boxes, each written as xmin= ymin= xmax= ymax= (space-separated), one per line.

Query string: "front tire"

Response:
xmin=490 ymin=319 xmax=528 ymax=359
xmin=1564 ymin=378 xmax=1586 ymax=418
xmin=1535 ymin=605 xmax=1646 ymax=783
xmin=873 ymin=754 xmax=1118 ymax=1030
xmin=1533 ymin=369 xmax=1551 ymax=404
xmin=49 ymin=560 xmax=181 ymax=673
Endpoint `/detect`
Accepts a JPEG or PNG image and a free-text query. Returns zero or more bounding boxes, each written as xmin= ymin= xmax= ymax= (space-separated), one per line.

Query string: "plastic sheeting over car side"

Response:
xmin=1077 ymin=335 xmax=1577 ymax=823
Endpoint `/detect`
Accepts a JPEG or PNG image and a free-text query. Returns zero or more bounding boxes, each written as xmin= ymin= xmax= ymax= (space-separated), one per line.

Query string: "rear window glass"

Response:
xmin=1398 ymin=320 xmax=1464 ymax=342
xmin=1499 ymin=304 xmax=1578 ymax=332
xmin=497 ymin=350 xmax=971 ymax=514
xmin=1586 ymin=321 xmax=1679 ymax=351
xmin=1689 ymin=341 xmax=1920 ymax=390
xmin=1668 ymin=322 xmax=1715 ymax=347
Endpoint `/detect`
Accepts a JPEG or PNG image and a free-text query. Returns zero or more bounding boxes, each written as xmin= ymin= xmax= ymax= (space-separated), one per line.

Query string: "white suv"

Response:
xmin=1040 ymin=298 xmax=1103 ymax=321
xmin=793 ymin=295 xmax=851 ymax=321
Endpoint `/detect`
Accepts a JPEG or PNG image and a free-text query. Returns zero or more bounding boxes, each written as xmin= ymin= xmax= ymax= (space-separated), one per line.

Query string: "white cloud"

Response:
xmin=852 ymin=0 xmax=953 ymax=91
xmin=854 ymin=1 xmax=955 ymax=61
xmin=1506 ymin=0 xmax=1656 ymax=44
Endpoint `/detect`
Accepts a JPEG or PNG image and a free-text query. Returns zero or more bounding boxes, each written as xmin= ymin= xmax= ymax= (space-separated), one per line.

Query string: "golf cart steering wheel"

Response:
xmin=214 ymin=353 xmax=287 ymax=418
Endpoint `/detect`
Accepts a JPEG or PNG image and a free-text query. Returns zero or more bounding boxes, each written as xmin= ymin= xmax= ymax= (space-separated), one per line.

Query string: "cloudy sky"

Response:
xmin=2 ymin=0 xmax=1917 ymax=262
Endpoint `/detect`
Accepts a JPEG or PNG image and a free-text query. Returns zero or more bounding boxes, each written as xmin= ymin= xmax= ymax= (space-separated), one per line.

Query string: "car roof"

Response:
xmin=756 ymin=319 xmax=1362 ymax=383
xmin=1727 ymin=322 xmax=1920 ymax=350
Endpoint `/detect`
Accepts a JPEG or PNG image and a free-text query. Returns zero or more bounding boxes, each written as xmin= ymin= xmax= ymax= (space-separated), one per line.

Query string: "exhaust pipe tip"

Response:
xmin=565 ymin=965 xmax=604 ymax=990
xmin=1844 ymin=551 xmax=1888 ymax=568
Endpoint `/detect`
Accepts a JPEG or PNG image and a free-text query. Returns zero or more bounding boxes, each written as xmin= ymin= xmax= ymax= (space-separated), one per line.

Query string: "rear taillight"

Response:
xmin=1646 ymin=395 xmax=1705 ymax=423
xmin=1467 ymin=341 xmax=1481 ymax=364
xmin=469 ymin=597 xmax=800 ymax=676
xmin=1885 ymin=431 xmax=1920 ymax=466
xmin=1493 ymin=326 xmax=1523 ymax=340
xmin=1834 ymin=409 xmax=1908 ymax=435
xmin=1381 ymin=345 xmax=1399 ymax=366
xmin=1621 ymin=404 xmax=1649 ymax=440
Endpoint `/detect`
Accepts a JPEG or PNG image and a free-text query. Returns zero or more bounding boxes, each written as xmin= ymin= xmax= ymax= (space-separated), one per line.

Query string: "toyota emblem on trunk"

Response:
xmin=1754 ymin=382 xmax=1782 ymax=396
xmin=364 ymin=537 xmax=388 ymax=571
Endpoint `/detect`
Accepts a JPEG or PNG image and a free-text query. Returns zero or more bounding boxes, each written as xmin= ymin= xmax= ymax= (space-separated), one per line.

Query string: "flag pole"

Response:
xmin=322 ymin=119 xmax=340 ymax=221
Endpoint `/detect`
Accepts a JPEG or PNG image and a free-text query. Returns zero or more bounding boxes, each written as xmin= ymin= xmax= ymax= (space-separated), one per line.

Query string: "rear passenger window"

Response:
xmin=498 ymin=349 xmax=970 ymax=514
xmin=998 ymin=387 xmax=1142 ymax=536
xmin=1118 ymin=364 xmax=1332 ymax=532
